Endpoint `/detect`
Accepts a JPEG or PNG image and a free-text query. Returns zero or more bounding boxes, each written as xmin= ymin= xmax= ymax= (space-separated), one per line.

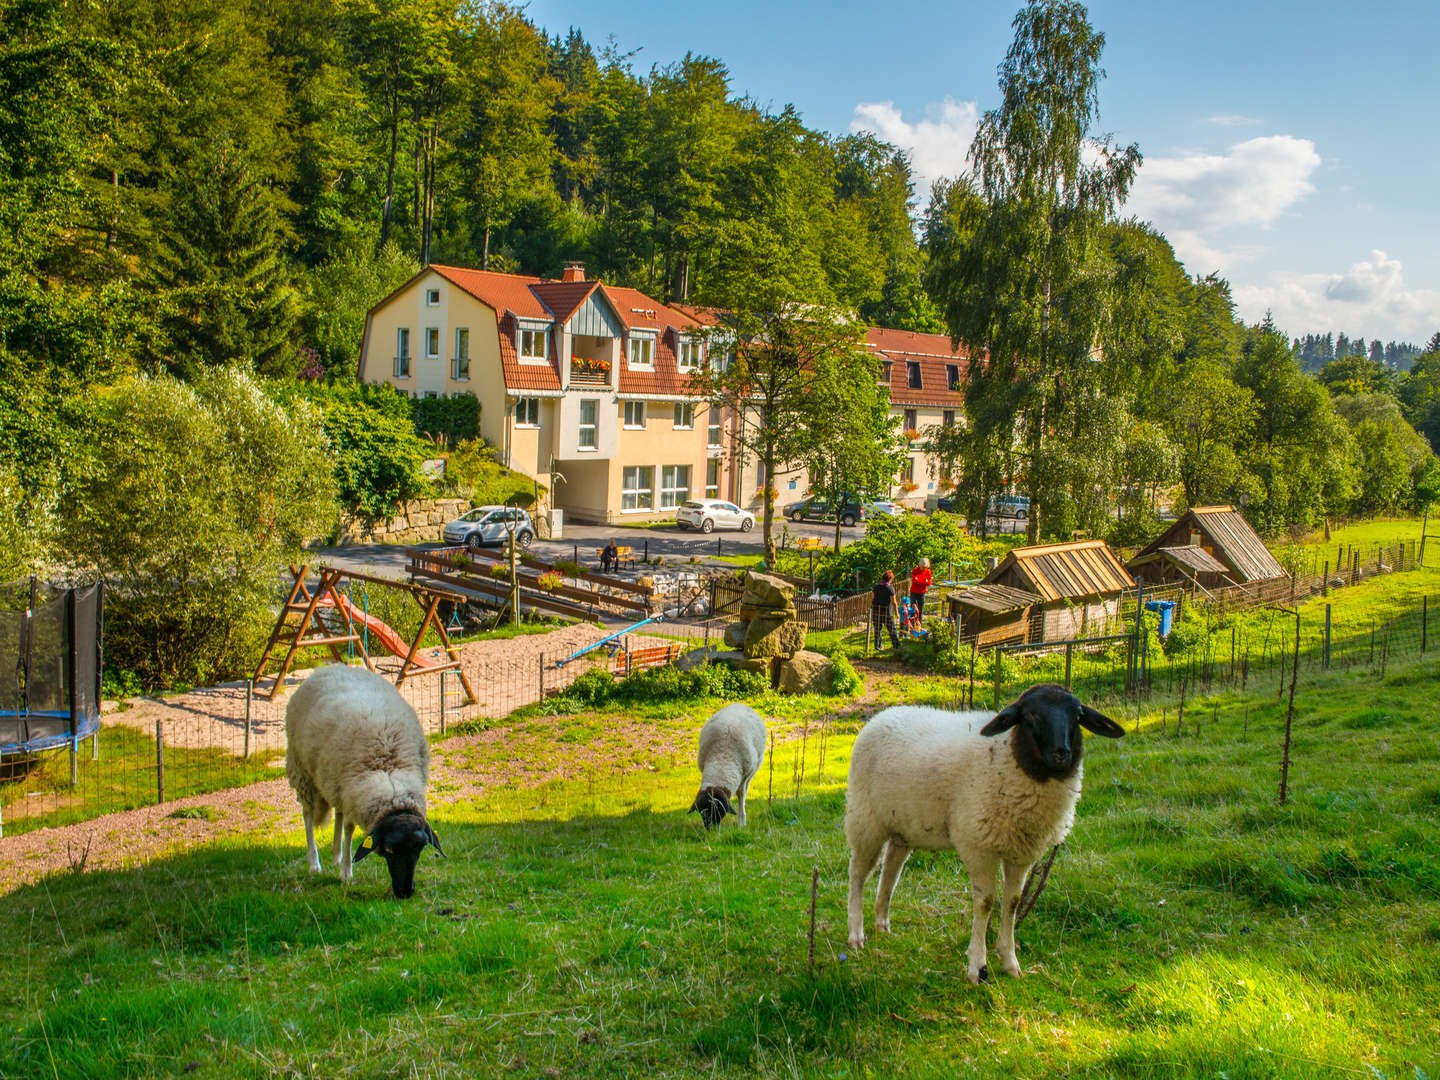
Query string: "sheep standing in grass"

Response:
xmin=845 ymin=683 xmax=1124 ymax=982
xmin=285 ymin=664 xmax=444 ymax=898
xmin=690 ymin=703 xmax=767 ymax=829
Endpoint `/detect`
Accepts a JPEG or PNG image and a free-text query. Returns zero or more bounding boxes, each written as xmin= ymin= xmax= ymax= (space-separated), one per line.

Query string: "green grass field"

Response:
xmin=3 ymin=642 xmax=1438 ymax=1078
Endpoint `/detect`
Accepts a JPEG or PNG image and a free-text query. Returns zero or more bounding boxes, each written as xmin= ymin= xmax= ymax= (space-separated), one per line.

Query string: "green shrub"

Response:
xmin=565 ymin=667 xmax=617 ymax=705
xmin=1161 ymin=610 xmax=1209 ymax=658
xmin=554 ymin=659 xmax=766 ymax=710
xmin=829 ymin=654 xmax=862 ymax=696
xmin=413 ymin=394 xmax=480 ymax=445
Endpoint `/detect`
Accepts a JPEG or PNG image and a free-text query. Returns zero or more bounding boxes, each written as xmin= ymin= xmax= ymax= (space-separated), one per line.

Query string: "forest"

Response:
xmin=4 ymin=0 xmax=1440 ymax=639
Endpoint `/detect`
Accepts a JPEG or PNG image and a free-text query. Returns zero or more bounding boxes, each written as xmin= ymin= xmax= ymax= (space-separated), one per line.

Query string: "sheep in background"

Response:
xmin=690 ymin=703 xmax=767 ymax=829
xmin=285 ymin=664 xmax=444 ymax=898
xmin=844 ymin=683 xmax=1124 ymax=982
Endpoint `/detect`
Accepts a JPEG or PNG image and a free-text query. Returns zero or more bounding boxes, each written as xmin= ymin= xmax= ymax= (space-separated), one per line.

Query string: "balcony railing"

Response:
xmin=569 ymin=368 xmax=611 ymax=388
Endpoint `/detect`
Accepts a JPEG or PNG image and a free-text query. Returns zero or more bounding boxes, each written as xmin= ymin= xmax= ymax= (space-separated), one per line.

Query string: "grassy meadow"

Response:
xmin=3 ymin=641 xmax=1439 ymax=1079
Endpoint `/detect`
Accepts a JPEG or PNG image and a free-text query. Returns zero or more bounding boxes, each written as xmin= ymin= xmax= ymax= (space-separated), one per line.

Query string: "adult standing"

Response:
xmin=909 ymin=556 xmax=933 ymax=619
xmin=871 ymin=570 xmax=900 ymax=651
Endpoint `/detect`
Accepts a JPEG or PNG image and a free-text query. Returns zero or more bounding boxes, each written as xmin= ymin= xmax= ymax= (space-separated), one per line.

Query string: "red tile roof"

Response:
xmin=497 ymin=312 xmax=561 ymax=392
xmin=867 ymin=327 xmax=970 ymax=407
xmin=531 ymin=280 xmax=601 ymax=325
xmin=428 ymin=264 xmax=552 ymax=319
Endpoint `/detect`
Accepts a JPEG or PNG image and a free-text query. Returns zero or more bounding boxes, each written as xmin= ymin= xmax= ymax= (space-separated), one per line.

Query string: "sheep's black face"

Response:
xmin=980 ymin=683 xmax=1125 ymax=782
xmin=353 ymin=810 xmax=444 ymax=899
xmin=689 ymin=786 xmax=735 ymax=830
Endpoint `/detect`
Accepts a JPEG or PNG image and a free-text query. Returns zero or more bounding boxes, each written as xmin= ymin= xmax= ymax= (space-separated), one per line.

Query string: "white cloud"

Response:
xmin=1233 ymin=250 xmax=1440 ymax=342
xmin=1206 ymin=114 xmax=1258 ymax=127
xmin=1125 ymin=135 xmax=1321 ymax=273
xmin=849 ymin=97 xmax=979 ymax=207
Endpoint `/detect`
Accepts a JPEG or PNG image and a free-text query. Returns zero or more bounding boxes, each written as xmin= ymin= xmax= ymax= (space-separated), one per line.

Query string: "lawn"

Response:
xmin=2 ymin=648 xmax=1438 ymax=1079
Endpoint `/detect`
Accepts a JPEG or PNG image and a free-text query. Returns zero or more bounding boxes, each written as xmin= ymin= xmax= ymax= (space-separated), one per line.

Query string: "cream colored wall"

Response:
xmin=553 ymin=456 xmax=611 ymax=522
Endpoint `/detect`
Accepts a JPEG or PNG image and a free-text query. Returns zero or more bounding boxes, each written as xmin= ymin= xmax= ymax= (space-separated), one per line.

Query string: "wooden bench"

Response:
xmin=611 ymin=642 xmax=683 ymax=677
xmin=596 ymin=546 xmax=637 ymax=571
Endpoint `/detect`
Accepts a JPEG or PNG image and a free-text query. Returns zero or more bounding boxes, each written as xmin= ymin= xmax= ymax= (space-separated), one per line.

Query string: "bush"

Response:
xmin=413 ymin=394 xmax=480 ymax=445
xmin=805 ymin=513 xmax=1017 ymax=593
xmin=445 ymin=438 xmax=543 ymax=506
xmin=829 ymin=654 xmax=862 ymax=696
xmin=64 ymin=367 xmax=336 ymax=689
xmin=1161 ymin=609 xmax=1209 ymax=658
xmin=554 ymin=659 xmax=767 ymax=710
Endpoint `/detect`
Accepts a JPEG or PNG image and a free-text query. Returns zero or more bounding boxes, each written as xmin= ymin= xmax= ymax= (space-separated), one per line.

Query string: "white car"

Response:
xmin=865 ymin=499 xmax=908 ymax=518
xmin=675 ymin=498 xmax=754 ymax=533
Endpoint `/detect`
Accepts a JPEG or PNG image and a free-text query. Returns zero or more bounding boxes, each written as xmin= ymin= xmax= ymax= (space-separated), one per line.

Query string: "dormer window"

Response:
xmin=518 ymin=324 xmax=549 ymax=364
xmin=677 ymin=337 xmax=701 ymax=372
xmin=882 ymin=361 xmax=893 ymax=382
xmin=946 ymin=363 xmax=960 ymax=390
xmin=425 ymin=288 xmax=440 ymax=306
xmin=628 ymin=333 xmax=656 ymax=370
xmin=907 ymin=361 xmax=922 ymax=389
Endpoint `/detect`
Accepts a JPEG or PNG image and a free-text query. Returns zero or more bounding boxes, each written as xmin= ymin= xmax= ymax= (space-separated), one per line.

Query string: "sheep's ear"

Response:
xmin=1079 ymin=705 xmax=1125 ymax=738
xmin=353 ymin=833 xmax=378 ymax=863
xmin=424 ymin=821 xmax=446 ymax=857
xmin=718 ymin=791 xmax=736 ymax=817
xmin=688 ymin=793 xmax=704 ymax=814
xmin=980 ymin=704 xmax=1021 ymax=736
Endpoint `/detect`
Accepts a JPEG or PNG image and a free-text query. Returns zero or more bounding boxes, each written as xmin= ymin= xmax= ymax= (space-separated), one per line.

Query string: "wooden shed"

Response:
xmin=1126 ymin=506 xmax=1286 ymax=589
xmin=949 ymin=538 xmax=1134 ymax=644
xmin=944 ymin=583 xmax=1044 ymax=647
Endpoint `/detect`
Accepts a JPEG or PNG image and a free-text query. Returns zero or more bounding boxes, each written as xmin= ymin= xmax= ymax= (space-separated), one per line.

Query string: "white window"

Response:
xmin=425 ymin=327 xmax=440 ymax=358
xmin=902 ymin=458 xmax=915 ymax=484
xmin=578 ymin=399 xmax=598 ymax=449
xmin=519 ymin=326 xmax=548 ymax=363
xmin=707 ymin=404 xmax=722 ymax=448
xmin=425 ymin=288 xmax=440 ymax=306
xmin=423 ymin=390 xmax=439 ymax=399
xmin=513 ymin=398 xmax=540 ymax=427
xmin=453 ymin=327 xmax=470 ymax=380
xmin=710 ymin=347 xmax=730 ymax=373
xmin=673 ymin=403 xmax=695 ymax=429
xmin=705 ymin=459 xmax=720 ymax=499
xmin=942 ymin=409 xmax=954 ymax=427
xmin=677 ymin=338 xmax=701 ymax=371
xmin=623 ymin=401 xmax=646 ymax=429
xmin=395 ymin=328 xmax=411 ymax=378
xmin=628 ymin=334 xmax=655 ymax=369
xmin=621 ymin=465 xmax=654 ymax=511
xmin=660 ymin=465 xmax=691 ymax=508
xmin=903 ymin=408 xmax=918 ymax=432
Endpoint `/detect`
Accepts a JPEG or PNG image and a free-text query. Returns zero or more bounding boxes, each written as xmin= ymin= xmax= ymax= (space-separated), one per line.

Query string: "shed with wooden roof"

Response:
xmin=946 ymin=538 xmax=1135 ymax=644
xmin=1126 ymin=506 xmax=1286 ymax=590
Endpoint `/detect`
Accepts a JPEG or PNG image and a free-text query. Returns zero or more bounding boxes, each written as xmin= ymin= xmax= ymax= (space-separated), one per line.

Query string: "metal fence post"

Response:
xmin=156 ymin=718 xmax=165 ymax=805
xmin=1324 ymin=604 xmax=1332 ymax=669
xmin=1064 ymin=642 xmax=1073 ymax=690
xmin=539 ymin=653 xmax=546 ymax=701
xmin=993 ymin=648 xmax=1002 ymax=711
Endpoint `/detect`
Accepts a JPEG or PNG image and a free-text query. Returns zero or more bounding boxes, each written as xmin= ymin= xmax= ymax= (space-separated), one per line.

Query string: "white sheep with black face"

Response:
xmin=690 ymin=703 xmax=767 ymax=829
xmin=844 ymin=683 xmax=1124 ymax=982
xmin=285 ymin=665 xmax=444 ymax=899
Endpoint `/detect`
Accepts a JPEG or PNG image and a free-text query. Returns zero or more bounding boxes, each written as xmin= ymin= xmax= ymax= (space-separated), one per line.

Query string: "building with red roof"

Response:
xmin=358 ymin=261 xmax=971 ymax=524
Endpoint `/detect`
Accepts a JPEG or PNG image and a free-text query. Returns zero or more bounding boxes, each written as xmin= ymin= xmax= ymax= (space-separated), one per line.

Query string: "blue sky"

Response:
xmin=526 ymin=0 xmax=1440 ymax=345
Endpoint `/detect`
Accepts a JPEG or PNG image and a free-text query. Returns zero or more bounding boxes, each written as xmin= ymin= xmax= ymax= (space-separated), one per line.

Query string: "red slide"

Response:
xmin=320 ymin=593 xmax=440 ymax=668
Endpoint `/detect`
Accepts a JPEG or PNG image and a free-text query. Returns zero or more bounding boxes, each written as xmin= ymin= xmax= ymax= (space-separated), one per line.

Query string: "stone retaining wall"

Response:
xmin=337 ymin=497 xmax=471 ymax=546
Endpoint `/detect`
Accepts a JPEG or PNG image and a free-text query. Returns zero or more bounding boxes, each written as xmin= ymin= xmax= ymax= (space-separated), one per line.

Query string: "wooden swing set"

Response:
xmin=252 ymin=564 xmax=478 ymax=706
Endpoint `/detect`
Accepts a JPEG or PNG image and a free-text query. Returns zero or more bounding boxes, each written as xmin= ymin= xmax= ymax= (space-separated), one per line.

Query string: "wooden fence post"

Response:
xmin=155 ymin=719 xmax=165 ymax=805
xmin=1322 ymin=560 xmax=1329 ymax=596
xmin=1064 ymin=642 xmax=1073 ymax=690
xmin=1324 ymin=604 xmax=1332 ymax=669
xmin=243 ymin=680 xmax=253 ymax=760
xmin=993 ymin=648 xmax=1002 ymax=711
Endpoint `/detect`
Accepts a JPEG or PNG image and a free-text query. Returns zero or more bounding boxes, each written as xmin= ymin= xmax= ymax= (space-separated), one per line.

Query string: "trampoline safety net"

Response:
xmin=1 ymin=580 xmax=103 ymax=754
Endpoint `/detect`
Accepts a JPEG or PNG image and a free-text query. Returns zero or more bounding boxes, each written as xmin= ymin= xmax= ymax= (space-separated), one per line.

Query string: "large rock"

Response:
xmin=779 ymin=650 xmax=835 ymax=695
xmin=739 ymin=603 xmax=795 ymax=621
xmin=675 ymin=646 xmax=721 ymax=672
xmin=741 ymin=572 xmax=796 ymax=610
xmin=723 ymin=621 xmax=749 ymax=648
xmin=743 ymin=616 xmax=808 ymax=659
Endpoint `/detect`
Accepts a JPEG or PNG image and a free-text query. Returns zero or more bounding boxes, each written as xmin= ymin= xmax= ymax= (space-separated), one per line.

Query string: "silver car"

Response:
xmin=442 ymin=506 xmax=535 ymax=549
xmin=675 ymin=498 xmax=754 ymax=533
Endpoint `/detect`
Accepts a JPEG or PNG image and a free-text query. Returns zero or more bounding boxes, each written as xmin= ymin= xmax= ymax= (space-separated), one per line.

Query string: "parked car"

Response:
xmin=783 ymin=495 xmax=866 ymax=528
xmin=442 ymin=505 xmax=535 ymax=549
xmin=675 ymin=498 xmax=754 ymax=533
xmin=864 ymin=498 xmax=908 ymax=518
xmin=933 ymin=495 xmax=962 ymax=514
xmin=988 ymin=494 xmax=1031 ymax=519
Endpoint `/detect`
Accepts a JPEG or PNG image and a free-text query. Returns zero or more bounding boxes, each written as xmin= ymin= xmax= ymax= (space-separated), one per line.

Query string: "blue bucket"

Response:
xmin=1145 ymin=599 xmax=1177 ymax=638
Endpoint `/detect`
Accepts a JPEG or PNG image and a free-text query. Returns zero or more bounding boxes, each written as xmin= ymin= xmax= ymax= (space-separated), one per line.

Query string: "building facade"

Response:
xmin=357 ymin=262 xmax=971 ymax=523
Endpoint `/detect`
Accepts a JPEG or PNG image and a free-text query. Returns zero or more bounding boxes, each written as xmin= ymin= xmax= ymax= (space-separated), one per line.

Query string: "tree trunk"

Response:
xmin=380 ymin=98 xmax=400 ymax=246
xmin=481 ymin=213 xmax=491 ymax=271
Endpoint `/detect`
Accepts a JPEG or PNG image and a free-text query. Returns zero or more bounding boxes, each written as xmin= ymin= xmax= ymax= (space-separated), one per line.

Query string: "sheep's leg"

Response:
xmin=873 ymin=841 xmax=910 ymax=935
xmin=995 ymin=859 xmax=1030 ymax=978
xmin=962 ymin=854 xmax=999 ymax=984
xmin=847 ymin=834 xmax=885 ymax=949
xmin=736 ymin=776 xmax=751 ymax=827
xmin=338 ymin=820 xmax=356 ymax=884
xmin=301 ymin=804 xmax=322 ymax=874
xmin=331 ymin=811 xmax=345 ymax=865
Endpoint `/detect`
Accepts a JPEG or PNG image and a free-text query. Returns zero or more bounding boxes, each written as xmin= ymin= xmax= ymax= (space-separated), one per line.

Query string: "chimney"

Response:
xmin=562 ymin=261 xmax=586 ymax=283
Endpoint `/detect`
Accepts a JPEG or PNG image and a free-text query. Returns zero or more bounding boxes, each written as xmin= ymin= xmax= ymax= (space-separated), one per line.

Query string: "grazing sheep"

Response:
xmin=844 ymin=683 xmax=1124 ymax=982
xmin=285 ymin=664 xmax=444 ymax=898
xmin=690 ymin=703 xmax=767 ymax=829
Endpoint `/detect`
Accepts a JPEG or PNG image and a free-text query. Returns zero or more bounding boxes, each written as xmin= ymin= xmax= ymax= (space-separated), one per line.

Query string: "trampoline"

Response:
xmin=1 ymin=579 xmax=103 ymax=766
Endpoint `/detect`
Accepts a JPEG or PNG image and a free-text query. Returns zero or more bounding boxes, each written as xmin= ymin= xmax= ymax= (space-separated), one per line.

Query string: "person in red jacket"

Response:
xmin=909 ymin=556 xmax=933 ymax=620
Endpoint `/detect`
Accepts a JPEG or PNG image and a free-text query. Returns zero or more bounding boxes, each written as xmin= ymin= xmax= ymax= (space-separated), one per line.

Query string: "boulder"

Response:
xmin=675 ymin=646 xmax=721 ymax=672
xmin=741 ymin=572 xmax=796 ymax=610
xmin=779 ymin=650 xmax=835 ymax=695
xmin=723 ymin=621 xmax=749 ymax=649
xmin=739 ymin=602 xmax=795 ymax=621
xmin=743 ymin=616 xmax=808 ymax=659
xmin=706 ymin=650 xmax=769 ymax=675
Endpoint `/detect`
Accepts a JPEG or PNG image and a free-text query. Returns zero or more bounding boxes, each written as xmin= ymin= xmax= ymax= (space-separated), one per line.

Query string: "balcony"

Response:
xmin=569 ymin=368 xmax=611 ymax=388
